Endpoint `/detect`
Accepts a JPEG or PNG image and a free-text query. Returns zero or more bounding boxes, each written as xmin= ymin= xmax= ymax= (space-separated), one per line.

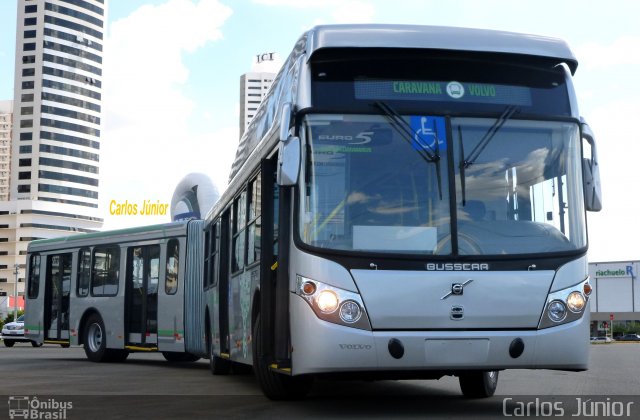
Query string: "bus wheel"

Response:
xmin=209 ymin=339 xmax=230 ymax=375
xmin=31 ymin=341 xmax=43 ymax=347
xmin=162 ymin=352 xmax=200 ymax=363
xmin=252 ymin=315 xmax=313 ymax=400
xmin=459 ymin=370 xmax=499 ymax=398
xmin=3 ymin=340 xmax=15 ymax=347
xmin=83 ymin=314 xmax=108 ymax=362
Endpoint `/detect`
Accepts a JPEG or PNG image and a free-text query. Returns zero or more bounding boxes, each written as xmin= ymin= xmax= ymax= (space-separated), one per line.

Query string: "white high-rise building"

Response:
xmin=0 ymin=100 xmax=12 ymax=202
xmin=239 ymin=73 xmax=274 ymax=138
xmin=11 ymin=0 xmax=105 ymax=208
xmin=0 ymin=0 xmax=107 ymax=304
xmin=239 ymin=52 xmax=281 ymax=138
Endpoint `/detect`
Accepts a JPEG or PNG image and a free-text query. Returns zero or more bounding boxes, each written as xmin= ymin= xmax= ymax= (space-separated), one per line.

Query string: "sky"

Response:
xmin=0 ymin=0 xmax=639 ymax=262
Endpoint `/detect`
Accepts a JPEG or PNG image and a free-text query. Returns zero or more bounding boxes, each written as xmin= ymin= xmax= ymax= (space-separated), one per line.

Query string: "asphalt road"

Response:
xmin=0 ymin=342 xmax=639 ymax=419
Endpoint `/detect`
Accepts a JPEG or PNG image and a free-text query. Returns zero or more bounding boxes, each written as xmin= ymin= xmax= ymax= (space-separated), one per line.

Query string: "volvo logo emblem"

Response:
xmin=441 ymin=279 xmax=474 ymax=300
xmin=450 ymin=305 xmax=465 ymax=320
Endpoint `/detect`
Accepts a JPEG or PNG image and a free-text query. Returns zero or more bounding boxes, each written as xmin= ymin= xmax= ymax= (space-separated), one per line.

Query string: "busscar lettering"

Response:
xmin=425 ymin=263 xmax=490 ymax=271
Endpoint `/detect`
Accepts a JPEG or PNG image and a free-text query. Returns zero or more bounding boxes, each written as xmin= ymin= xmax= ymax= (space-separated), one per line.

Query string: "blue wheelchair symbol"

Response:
xmin=410 ymin=116 xmax=446 ymax=153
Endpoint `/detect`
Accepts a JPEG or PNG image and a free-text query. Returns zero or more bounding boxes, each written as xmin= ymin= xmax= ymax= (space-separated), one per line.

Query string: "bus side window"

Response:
xmin=165 ymin=239 xmax=179 ymax=295
xmin=92 ymin=246 xmax=120 ymax=297
xmin=232 ymin=190 xmax=247 ymax=273
xmin=27 ymin=254 xmax=40 ymax=299
xmin=247 ymin=172 xmax=262 ymax=265
xmin=77 ymin=248 xmax=91 ymax=297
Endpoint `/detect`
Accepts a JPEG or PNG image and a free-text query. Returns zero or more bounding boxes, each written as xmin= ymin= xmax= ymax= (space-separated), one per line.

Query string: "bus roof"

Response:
xmin=306 ymin=24 xmax=578 ymax=74
xmin=27 ymin=221 xmax=191 ymax=253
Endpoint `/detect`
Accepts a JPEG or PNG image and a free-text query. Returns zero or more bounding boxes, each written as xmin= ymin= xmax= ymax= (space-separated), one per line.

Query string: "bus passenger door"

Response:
xmin=157 ymin=238 xmax=184 ymax=352
xmin=218 ymin=210 xmax=231 ymax=358
xmin=44 ymin=253 xmax=72 ymax=342
xmin=125 ymin=245 xmax=160 ymax=348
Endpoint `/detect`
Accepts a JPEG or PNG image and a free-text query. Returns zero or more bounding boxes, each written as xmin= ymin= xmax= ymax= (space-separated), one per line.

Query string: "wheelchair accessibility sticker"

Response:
xmin=410 ymin=116 xmax=446 ymax=153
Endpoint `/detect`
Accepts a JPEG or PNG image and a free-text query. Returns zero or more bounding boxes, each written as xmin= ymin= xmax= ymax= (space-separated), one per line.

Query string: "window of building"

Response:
xmin=25 ymin=4 xmax=37 ymax=13
xmin=19 ymin=158 xmax=32 ymax=167
xmin=38 ymin=183 xmax=98 ymax=199
xmin=18 ymin=185 xmax=31 ymax=193
xmin=21 ymin=81 xmax=34 ymax=89
xmin=19 ymin=145 xmax=32 ymax=154
xmin=24 ymin=30 xmax=36 ymax=38
xmin=24 ymin=17 xmax=37 ymax=26
xmin=18 ymin=172 xmax=31 ymax=180
xmin=20 ymin=119 xmax=33 ymax=128
xmin=21 ymin=107 xmax=33 ymax=116
xmin=91 ymin=246 xmax=119 ymax=296
xmin=22 ymin=68 xmax=35 ymax=77
xmin=22 ymin=55 xmax=35 ymax=64
xmin=39 ymin=157 xmax=98 ymax=174
xmin=21 ymin=93 xmax=34 ymax=102
xmin=45 ymin=3 xmax=103 ymax=28
xmin=23 ymin=42 xmax=36 ymax=51
xmin=20 ymin=132 xmax=33 ymax=140
xmin=43 ymin=15 xmax=102 ymax=41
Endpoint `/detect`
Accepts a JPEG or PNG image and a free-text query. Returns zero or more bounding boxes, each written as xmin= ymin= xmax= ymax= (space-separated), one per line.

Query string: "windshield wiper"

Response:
xmin=459 ymin=105 xmax=518 ymax=206
xmin=373 ymin=101 xmax=443 ymax=199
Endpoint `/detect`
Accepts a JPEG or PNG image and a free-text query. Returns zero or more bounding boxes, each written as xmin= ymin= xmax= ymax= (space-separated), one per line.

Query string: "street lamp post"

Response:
xmin=13 ymin=263 xmax=19 ymax=321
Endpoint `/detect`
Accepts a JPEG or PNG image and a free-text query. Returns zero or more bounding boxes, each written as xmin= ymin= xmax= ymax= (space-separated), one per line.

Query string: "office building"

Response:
xmin=0 ymin=100 xmax=12 ymax=202
xmin=239 ymin=52 xmax=279 ymax=137
xmin=0 ymin=0 xmax=107 ymax=307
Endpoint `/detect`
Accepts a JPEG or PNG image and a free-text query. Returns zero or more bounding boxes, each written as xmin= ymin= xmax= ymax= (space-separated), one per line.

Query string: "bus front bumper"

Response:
xmin=290 ymin=295 xmax=589 ymax=375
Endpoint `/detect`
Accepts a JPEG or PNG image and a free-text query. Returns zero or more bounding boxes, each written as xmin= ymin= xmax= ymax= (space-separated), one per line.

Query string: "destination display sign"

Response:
xmin=354 ymin=80 xmax=533 ymax=106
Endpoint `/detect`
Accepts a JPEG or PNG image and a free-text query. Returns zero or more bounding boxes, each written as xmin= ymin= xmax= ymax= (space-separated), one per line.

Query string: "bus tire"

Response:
xmin=252 ymin=315 xmax=313 ymax=400
xmin=31 ymin=341 xmax=42 ymax=347
xmin=83 ymin=313 xmax=108 ymax=362
xmin=162 ymin=352 xmax=200 ymax=363
xmin=3 ymin=340 xmax=15 ymax=347
xmin=459 ymin=370 xmax=499 ymax=398
xmin=209 ymin=339 xmax=230 ymax=375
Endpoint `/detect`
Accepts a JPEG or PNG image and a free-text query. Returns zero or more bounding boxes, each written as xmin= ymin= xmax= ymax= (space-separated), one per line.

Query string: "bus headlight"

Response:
xmin=296 ymin=275 xmax=371 ymax=330
xmin=317 ymin=290 xmax=339 ymax=313
xmin=538 ymin=277 xmax=590 ymax=329
xmin=339 ymin=300 xmax=362 ymax=323
xmin=567 ymin=291 xmax=586 ymax=312
xmin=548 ymin=300 xmax=567 ymax=322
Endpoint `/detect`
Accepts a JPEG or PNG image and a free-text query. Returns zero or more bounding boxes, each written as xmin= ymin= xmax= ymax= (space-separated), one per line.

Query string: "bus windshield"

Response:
xmin=299 ymin=113 xmax=586 ymax=255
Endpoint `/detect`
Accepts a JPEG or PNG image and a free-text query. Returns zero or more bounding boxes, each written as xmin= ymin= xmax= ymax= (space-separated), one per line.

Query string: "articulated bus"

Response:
xmin=203 ymin=25 xmax=602 ymax=399
xmin=24 ymin=24 xmax=602 ymax=400
xmin=24 ymin=221 xmax=208 ymax=362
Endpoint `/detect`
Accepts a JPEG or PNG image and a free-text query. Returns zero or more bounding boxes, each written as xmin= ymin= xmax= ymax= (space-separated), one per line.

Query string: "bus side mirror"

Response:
xmin=581 ymin=121 xmax=602 ymax=212
xmin=277 ymin=102 xmax=300 ymax=186
xmin=279 ymin=102 xmax=292 ymax=141
xmin=277 ymin=136 xmax=300 ymax=186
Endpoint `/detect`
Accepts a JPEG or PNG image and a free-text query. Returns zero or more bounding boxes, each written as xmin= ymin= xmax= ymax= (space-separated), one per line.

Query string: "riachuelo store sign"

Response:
xmin=593 ymin=263 xmax=637 ymax=280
